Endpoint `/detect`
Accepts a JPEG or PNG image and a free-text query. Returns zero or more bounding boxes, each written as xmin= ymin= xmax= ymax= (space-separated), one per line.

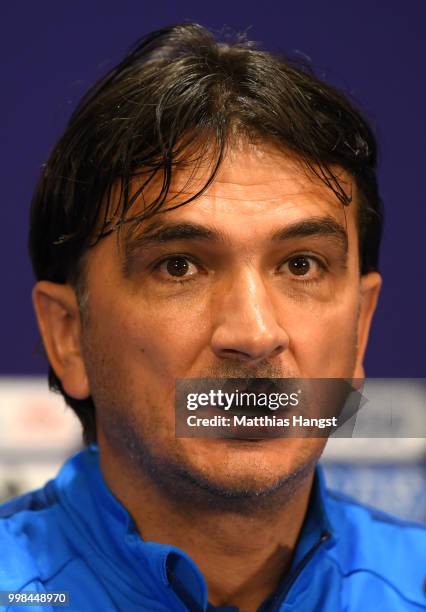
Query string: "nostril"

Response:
xmin=268 ymin=345 xmax=286 ymax=359
xmin=218 ymin=348 xmax=254 ymax=360
xmin=215 ymin=341 xmax=287 ymax=362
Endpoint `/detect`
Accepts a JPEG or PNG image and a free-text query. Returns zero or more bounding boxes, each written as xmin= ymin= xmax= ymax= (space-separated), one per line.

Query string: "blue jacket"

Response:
xmin=0 ymin=446 xmax=425 ymax=611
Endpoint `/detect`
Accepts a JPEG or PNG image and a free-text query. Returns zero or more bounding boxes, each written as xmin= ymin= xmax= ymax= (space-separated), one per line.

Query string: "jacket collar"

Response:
xmin=54 ymin=445 xmax=333 ymax=610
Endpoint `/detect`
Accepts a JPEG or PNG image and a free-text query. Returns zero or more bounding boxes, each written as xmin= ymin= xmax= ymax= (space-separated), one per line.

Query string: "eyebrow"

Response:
xmin=271 ymin=216 xmax=348 ymax=250
xmin=122 ymin=215 xmax=348 ymax=276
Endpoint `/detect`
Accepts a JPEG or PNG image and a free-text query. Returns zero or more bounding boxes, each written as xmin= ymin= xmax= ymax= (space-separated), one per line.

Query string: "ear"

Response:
xmin=32 ymin=281 xmax=90 ymax=400
xmin=353 ymin=272 xmax=382 ymax=379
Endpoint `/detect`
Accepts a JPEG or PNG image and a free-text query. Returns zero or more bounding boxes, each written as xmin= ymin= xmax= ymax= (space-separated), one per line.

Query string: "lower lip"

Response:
xmin=221 ymin=438 xmax=283 ymax=445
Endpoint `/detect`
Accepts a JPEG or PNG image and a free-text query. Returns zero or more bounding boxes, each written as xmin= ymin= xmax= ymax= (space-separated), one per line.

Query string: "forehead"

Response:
xmin=84 ymin=141 xmax=361 ymax=281
xmin=94 ymin=142 xmax=359 ymax=272
xmin=125 ymin=141 xmax=356 ymax=231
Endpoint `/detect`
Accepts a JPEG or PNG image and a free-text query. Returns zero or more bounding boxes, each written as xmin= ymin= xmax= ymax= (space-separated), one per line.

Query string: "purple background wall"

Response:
xmin=2 ymin=0 xmax=425 ymax=376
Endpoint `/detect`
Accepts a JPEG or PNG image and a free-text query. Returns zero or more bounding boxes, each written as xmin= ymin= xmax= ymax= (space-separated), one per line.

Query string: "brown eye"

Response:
xmin=287 ymin=256 xmax=312 ymax=276
xmin=156 ymin=256 xmax=199 ymax=281
xmin=166 ymin=257 xmax=190 ymax=277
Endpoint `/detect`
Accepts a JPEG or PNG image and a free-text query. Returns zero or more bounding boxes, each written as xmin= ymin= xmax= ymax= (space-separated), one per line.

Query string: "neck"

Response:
xmin=98 ymin=444 xmax=315 ymax=612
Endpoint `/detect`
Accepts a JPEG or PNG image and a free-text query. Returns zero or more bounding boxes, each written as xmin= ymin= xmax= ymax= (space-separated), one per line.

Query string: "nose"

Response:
xmin=210 ymin=269 xmax=289 ymax=363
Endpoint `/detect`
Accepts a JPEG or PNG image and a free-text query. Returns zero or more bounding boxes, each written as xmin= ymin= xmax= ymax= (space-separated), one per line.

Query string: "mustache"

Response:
xmin=200 ymin=360 xmax=296 ymax=380
xmin=191 ymin=361 xmax=299 ymax=398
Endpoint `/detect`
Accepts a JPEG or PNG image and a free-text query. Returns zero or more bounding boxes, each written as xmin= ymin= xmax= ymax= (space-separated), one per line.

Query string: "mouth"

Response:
xmin=215 ymin=377 xmax=299 ymax=417
xmin=175 ymin=376 xmax=307 ymax=440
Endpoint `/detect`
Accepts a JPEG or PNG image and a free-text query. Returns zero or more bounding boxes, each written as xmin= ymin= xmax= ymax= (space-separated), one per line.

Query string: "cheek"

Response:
xmin=287 ymin=295 xmax=360 ymax=376
xmin=87 ymin=291 xmax=212 ymax=381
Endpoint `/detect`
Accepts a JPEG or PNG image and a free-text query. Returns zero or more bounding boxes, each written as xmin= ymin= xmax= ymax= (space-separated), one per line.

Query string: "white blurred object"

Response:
xmin=323 ymin=437 xmax=425 ymax=462
xmin=0 ymin=377 xmax=82 ymax=501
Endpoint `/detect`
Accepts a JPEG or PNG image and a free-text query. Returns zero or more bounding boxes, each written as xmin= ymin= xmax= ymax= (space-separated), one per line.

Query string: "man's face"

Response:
xmin=44 ymin=142 xmax=381 ymax=503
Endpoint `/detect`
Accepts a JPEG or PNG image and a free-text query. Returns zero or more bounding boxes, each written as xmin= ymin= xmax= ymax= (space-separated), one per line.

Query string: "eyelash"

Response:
xmin=152 ymin=254 xmax=203 ymax=285
xmin=152 ymin=252 xmax=328 ymax=286
xmin=277 ymin=254 xmax=327 ymax=285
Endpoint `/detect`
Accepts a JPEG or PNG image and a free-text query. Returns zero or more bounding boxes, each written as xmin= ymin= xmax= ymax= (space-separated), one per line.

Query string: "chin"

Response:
xmin=180 ymin=436 xmax=324 ymax=471
xmin=176 ymin=437 xmax=322 ymax=491
xmin=167 ymin=446 xmax=319 ymax=515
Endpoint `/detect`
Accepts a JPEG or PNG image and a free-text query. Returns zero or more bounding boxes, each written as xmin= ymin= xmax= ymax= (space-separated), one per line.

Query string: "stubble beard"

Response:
xmin=98 ymin=401 xmax=322 ymax=515
xmin=81 ymin=299 xmax=359 ymax=516
xmin=92 ymin=358 xmax=325 ymax=516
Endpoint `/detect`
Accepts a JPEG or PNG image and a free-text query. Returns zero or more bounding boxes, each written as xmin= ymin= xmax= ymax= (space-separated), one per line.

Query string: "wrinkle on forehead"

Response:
xmin=135 ymin=143 xmax=352 ymax=213
xmin=98 ymin=140 xmax=355 ymax=243
xmin=83 ymin=140 xmax=361 ymax=283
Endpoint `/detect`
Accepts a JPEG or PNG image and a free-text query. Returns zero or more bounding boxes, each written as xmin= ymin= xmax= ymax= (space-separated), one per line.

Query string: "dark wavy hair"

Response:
xmin=29 ymin=23 xmax=383 ymax=445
